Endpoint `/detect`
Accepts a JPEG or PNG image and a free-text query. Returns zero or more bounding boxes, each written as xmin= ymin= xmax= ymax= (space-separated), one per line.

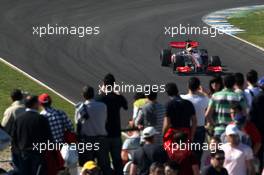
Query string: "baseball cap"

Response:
xmin=142 ymin=127 xmax=159 ymax=139
xmin=82 ymin=161 xmax=97 ymax=172
xmin=258 ymin=76 xmax=264 ymax=87
xmin=225 ymin=124 xmax=239 ymax=136
xmin=38 ymin=93 xmax=51 ymax=104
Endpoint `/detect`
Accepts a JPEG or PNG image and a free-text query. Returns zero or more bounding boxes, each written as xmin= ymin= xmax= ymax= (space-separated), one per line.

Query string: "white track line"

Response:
xmin=226 ymin=34 xmax=264 ymax=52
xmin=0 ymin=57 xmax=76 ymax=106
xmin=203 ymin=5 xmax=264 ymax=52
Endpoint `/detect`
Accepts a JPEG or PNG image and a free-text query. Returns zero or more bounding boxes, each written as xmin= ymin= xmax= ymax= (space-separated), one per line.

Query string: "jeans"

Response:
xmin=78 ymin=136 xmax=112 ymax=175
xmin=107 ymin=137 xmax=123 ymax=175
xmin=18 ymin=151 xmax=46 ymax=175
xmin=193 ymin=126 xmax=206 ymax=165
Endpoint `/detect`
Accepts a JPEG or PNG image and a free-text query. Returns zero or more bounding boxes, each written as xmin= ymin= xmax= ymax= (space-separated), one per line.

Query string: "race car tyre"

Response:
xmin=209 ymin=56 xmax=221 ymax=66
xmin=160 ymin=49 xmax=172 ymax=66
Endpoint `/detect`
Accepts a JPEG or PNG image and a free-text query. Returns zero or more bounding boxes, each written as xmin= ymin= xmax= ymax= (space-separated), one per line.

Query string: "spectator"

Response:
xmin=201 ymin=150 xmax=228 ymax=175
xmin=201 ymin=136 xmax=221 ymax=168
xmin=75 ymin=86 xmax=112 ymax=175
xmin=244 ymin=70 xmax=262 ymax=107
xmin=220 ymin=124 xmax=251 ymax=147
xmin=39 ymin=93 xmax=74 ymax=143
xmin=208 ymin=76 xmax=223 ymax=96
xmin=132 ymin=93 xmax=147 ymax=122
xmin=205 ymin=74 xmax=246 ymax=137
xmin=39 ymin=93 xmax=75 ymax=175
xmin=136 ymin=90 xmax=165 ymax=145
xmin=121 ymin=120 xmax=140 ymax=164
xmin=221 ymin=124 xmax=255 ymax=175
xmin=97 ymin=73 xmax=128 ymax=175
xmin=250 ymin=76 xmax=264 ymax=172
xmin=12 ymin=95 xmax=51 ymax=175
xmin=181 ymin=77 xmax=209 ymax=161
xmin=163 ymin=82 xmax=197 ymax=141
xmin=1 ymin=89 xmax=25 ymax=135
xmin=1 ymin=89 xmax=25 ymax=170
xmin=229 ymin=103 xmax=261 ymax=155
xmin=130 ymin=127 xmax=168 ymax=175
xmin=81 ymin=161 xmax=103 ymax=175
xmin=149 ymin=162 xmax=164 ymax=175
xmin=164 ymin=161 xmax=179 ymax=175
xmin=163 ymin=130 xmax=200 ymax=175
xmin=234 ymin=72 xmax=246 ymax=101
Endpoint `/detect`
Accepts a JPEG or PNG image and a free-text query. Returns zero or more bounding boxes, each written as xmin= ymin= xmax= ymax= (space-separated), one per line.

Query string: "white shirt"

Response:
xmin=244 ymin=86 xmax=262 ymax=107
xmin=221 ymin=143 xmax=254 ymax=175
xmin=181 ymin=93 xmax=209 ymax=126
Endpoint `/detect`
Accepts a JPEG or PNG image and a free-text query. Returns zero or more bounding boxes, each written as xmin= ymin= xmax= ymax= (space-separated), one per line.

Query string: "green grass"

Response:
xmin=0 ymin=60 xmax=75 ymax=122
xmin=0 ymin=59 xmax=75 ymax=166
xmin=228 ymin=10 xmax=264 ymax=47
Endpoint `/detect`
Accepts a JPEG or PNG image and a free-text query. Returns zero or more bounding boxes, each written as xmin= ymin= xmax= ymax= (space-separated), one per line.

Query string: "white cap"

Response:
xmin=225 ymin=124 xmax=239 ymax=136
xmin=142 ymin=127 xmax=159 ymax=139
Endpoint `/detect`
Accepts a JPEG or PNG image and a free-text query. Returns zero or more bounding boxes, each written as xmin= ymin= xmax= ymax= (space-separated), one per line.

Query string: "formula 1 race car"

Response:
xmin=160 ymin=41 xmax=222 ymax=74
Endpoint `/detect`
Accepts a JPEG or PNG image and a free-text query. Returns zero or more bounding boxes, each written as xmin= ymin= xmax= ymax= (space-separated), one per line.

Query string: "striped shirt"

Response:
xmin=139 ymin=102 xmax=165 ymax=145
xmin=209 ymin=88 xmax=246 ymax=125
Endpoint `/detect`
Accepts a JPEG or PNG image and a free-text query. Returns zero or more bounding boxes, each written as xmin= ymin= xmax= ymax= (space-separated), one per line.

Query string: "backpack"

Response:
xmin=144 ymin=103 xmax=157 ymax=127
xmin=136 ymin=103 xmax=157 ymax=127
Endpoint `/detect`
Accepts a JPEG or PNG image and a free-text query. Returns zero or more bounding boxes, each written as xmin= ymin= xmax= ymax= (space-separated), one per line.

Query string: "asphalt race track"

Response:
xmin=0 ymin=0 xmax=264 ymax=124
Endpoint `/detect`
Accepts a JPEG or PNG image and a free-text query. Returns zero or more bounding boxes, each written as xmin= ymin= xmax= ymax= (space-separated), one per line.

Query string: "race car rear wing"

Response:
xmin=169 ymin=41 xmax=199 ymax=49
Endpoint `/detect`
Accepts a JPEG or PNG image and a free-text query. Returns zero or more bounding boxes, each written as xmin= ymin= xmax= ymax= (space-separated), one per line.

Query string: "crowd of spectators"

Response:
xmin=0 ymin=70 xmax=264 ymax=175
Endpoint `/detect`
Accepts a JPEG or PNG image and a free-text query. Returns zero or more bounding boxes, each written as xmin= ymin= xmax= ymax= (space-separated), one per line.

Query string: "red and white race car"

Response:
xmin=160 ymin=41 xmax=222 ymax=74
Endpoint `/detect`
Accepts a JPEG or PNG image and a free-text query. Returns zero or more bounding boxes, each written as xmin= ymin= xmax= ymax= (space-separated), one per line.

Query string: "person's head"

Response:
xmin=165 ymin=83 xmax=179 ymax=97
xmin=81 ymin=161 xmax=102 ymax=175
xmin=209 ymin=76 xmax=223 ymax=94
xmin=247 ymin=69 xmax=258 ymax=86
xmin=234 ymin=72 xmax=245 ymax=89
xmin=38 ymin=93 xmax=52 ymax=108
xmin=188 ymin=77 xmax=200 ymax=92
xmin=10 ymin=89 xmax=23 ymax=102
xmin=225 ymin=124 xmax=240 ymax=146
xmin=209 ymin=136 xmax=221 ymax=151
xmin=146 ymin=90 xmax=158 ymax=101
xmin=25 ymin=95 xmax=39 ymax=110
xmin=103 ymin=73 xmax=115 ymax=91
xmin=164 ymin=161 xmax=179 ymax=175
xmin=83 ymin=86 xmax=94 ymax=100
xmin=134 ymin=92 xmax=146 ymax=101
xmin=230 ymin=102 xmax=243 ymax=119
xmin=149 ymin=162 xmax=165 ymax=175
xmin=142 ymin=127 xmax=159 ymax=143
xmin=223 ymin=74 xmax=236 ymax=89
xmin=210 ymin=150 xmax=225 ymax=169
xmin=230 ymin=103 xmax=246 ymax=128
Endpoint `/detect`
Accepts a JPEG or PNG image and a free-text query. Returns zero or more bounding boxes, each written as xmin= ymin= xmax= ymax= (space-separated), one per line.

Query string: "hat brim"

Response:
xmin=142 ymin=131 xmax=160 ymax=139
